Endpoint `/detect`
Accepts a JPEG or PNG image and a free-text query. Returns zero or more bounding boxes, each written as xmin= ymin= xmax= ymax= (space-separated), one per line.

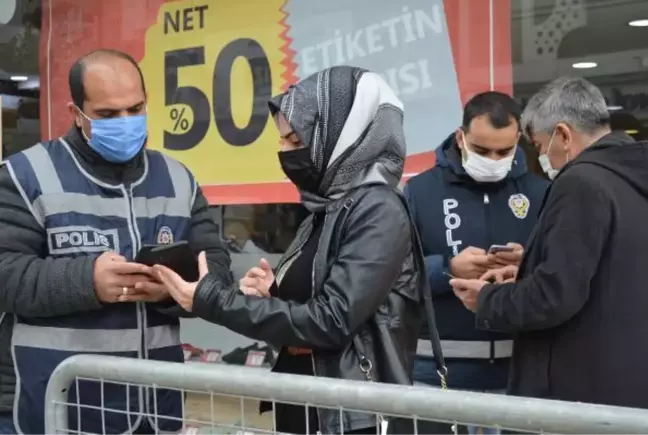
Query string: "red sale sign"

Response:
xmin=39 ymin=0 xmax=511 ymax=205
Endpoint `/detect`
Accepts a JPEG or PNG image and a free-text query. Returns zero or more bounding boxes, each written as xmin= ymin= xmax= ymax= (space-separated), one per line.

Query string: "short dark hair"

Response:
xmin=69 ymin=49 xmax=146 ymax=109
xmin=462 ymin=91 xmax=521 ymax=131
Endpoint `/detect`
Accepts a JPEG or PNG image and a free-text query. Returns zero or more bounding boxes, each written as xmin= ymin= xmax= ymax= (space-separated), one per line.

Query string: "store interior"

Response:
xmin=511 ymin=0 xmax=648 ymax=140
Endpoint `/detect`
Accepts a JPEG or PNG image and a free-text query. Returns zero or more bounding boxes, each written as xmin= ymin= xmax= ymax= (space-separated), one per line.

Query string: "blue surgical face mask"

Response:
xmin=78 ymin=108 xmax=147 ymax=163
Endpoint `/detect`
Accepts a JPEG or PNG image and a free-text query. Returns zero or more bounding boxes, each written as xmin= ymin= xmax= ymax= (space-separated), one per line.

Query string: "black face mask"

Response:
xmin=278 ymin=147 xmax=321 ymax=194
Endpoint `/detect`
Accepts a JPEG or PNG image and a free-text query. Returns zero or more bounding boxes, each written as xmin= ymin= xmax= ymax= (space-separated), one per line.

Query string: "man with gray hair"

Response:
xmin=448 ymin=76 xmax=648 ymax=409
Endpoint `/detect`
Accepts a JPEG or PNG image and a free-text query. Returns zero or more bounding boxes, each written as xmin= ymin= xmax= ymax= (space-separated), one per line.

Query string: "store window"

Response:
xmin=512 ymin=0 xmax=648 ymax=149
xmin=3 ymin=0 xmax=647 ymax=268
xmin=214 ymin=203 xmax=307 ymax=254
xmin=0 ymin=0 xmax=41 ymax=159
xmin=20 ymin=0 xmax=508 ymax=270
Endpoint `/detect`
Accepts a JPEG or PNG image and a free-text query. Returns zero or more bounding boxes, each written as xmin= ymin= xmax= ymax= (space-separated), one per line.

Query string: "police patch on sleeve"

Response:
xmin=156 ymin=226 xmax=174 ymax=245
xmin=508 ymin=193 xmax=530 ymax=219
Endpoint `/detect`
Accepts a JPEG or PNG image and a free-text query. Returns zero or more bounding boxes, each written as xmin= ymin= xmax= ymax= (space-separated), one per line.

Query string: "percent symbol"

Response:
xmin=170 ymin=107 xmax=190 ymax=132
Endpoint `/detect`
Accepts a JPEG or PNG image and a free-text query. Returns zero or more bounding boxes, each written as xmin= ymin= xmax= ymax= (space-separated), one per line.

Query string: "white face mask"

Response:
xmin=460 ymin=132 xmax=515 ymax=183
xmin=538 ymin=129 xmax=560 ymax=180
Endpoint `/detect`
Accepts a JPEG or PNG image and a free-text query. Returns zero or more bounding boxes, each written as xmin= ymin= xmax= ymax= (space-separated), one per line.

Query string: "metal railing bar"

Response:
xmin=45 ymin=355 xmax=648 ymax=434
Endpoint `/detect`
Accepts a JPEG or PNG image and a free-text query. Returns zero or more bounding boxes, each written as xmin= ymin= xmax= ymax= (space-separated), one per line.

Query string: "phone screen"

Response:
xmin=488 ymin=245 xmax=514 ymax=254
xmin=136 ymin=241 xmax=199 ymax=281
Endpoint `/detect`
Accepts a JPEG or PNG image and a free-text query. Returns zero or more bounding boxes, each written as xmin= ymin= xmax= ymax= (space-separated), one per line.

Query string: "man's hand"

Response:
xmin=93 ymin=251 xmax=153 ymax=303
xmin=239 ymin=258 xmax=274 ymax=297
xmin=490 ymin=242 xmax=524 ymax=267
xmin=120 ymin=280 xmax=170 ymax=303
xmin=449 ymin=278 xmax=489 ymax=312
xmin=450 ymin=246 xmax=493 ymax=279
xmin=481 ymin=265 xmax=518 ymax=283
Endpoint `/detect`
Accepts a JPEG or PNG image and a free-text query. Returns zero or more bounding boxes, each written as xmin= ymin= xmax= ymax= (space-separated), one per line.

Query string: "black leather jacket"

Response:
xmin=193 ymin=184 xmax=424 ymax=434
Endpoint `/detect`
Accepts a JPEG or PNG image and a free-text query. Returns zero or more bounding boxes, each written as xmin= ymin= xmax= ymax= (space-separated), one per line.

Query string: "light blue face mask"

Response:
xmin=78 ymin=110 xmax=147 ymax=163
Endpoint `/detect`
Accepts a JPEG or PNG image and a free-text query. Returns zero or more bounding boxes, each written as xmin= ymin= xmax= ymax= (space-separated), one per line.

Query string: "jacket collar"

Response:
xmin=61 ymin=125 xmax=146 ymax=186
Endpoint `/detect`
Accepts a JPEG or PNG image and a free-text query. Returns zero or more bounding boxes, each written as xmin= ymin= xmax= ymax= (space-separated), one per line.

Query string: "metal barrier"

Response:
xmin=44 ymin=354 xmax=648 ymax=434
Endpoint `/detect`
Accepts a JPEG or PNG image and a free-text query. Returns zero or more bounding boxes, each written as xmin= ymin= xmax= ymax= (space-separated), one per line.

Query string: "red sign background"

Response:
xmin=39 ymin=0 xmax=512 ymax=204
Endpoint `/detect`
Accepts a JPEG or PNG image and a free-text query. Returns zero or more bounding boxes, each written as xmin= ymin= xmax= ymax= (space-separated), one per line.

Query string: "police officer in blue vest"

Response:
xmin=0 ymin=49 xmax=232 ymax=434
xmin=404 ymin=92 xmax=548 ymax=434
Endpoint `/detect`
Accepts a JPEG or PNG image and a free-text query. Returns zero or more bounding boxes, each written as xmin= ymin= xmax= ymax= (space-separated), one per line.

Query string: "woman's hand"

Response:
xmin=153 ymin=251 xmax=209 ymax=312
xmin=239 ymin=258 xmax=274 ymax=297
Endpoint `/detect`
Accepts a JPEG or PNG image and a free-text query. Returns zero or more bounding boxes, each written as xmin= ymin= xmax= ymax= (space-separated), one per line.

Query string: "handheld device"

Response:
xmin=443 ymin=271 xmax=456 ymax=279
xmin=137 ymin=244 xmax=156 ymax=257
xmin=488 ymin=244 xmax=514 ymax=254
xmin=135 ymin=241 xmax=199 ymax=281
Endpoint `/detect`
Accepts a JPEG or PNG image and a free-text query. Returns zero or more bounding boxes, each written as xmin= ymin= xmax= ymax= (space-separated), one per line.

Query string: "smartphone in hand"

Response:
xmin=135 ymin=241 xmax=199 ymax=281
xmin=488 ymin=244 xmax=514 ymax=255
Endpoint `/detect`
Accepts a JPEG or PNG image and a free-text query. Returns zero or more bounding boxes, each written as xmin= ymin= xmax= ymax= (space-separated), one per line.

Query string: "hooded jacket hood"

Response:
xmin=560 ymin=131 xmax=648 ymax=199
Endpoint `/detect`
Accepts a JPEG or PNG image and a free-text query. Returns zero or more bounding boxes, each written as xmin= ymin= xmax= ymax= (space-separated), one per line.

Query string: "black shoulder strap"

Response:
xmin=393 ymin=189 xmax=448 ymax=385
xmin=330 ymin=187 xmax=447 ymax=385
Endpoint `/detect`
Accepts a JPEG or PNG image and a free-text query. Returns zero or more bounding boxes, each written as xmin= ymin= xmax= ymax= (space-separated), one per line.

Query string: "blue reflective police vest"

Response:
xmin=5 ymin=138 xmax=194 ymax=434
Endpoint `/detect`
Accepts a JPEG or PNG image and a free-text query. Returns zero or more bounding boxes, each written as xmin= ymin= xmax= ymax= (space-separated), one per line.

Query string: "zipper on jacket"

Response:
xmin=302 ymin=223 xmax=318 ymax=435
xmin=310 ymin=261 xmax=321 ymax=431
xmin=308 ymin=199 xmax=352 ymax=433
xmin=483 ymin=192 xmax=492 ymax=247
xmin=483 ymin=192 xmax=496 ymax=363
xmin=309 ymin=261 xmax=321 ymax=430
xmin=121 ymin=184 xmax=147 ymax=421
xmin=275 ymin=227 xmax=311 ymax=286
xmin=122 ymin=185 xmax=146 ymax=357
xmin=310 ymin=207 xmax=342 ymax=432
xmin=275 ymin=244 xmax=306 ymax=287
xmin=310 ymin=213 xmax=328 ymax=432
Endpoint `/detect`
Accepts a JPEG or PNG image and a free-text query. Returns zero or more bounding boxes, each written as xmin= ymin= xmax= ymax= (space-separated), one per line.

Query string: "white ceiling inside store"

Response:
xmin=511 ymin=0 xmax=648 ymax=60
xmin=510 ymin=0 xmax=648 ymax=89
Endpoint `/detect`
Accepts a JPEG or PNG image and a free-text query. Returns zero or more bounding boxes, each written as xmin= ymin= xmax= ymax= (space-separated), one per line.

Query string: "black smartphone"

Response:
xmin=135 ymin=241 xmax=199 ymax=282
xmin=488 ymin=244 xmax=515 ymax=254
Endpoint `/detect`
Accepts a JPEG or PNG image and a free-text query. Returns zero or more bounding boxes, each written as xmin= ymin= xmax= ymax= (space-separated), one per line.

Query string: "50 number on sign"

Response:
xmin=162 ymin=5 xmax=273 ymax=151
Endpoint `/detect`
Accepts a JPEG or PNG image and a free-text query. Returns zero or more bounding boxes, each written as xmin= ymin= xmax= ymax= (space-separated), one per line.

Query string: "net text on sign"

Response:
xmin=162 ymin=5 xmax=271 ymax=150
xmin=140 ymin=0 xmax=287 ymax=186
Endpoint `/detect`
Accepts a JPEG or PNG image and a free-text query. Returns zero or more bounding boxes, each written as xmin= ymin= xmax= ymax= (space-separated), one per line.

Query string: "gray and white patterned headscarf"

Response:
xmin=269 ymin=66 xmax=406 ymax=212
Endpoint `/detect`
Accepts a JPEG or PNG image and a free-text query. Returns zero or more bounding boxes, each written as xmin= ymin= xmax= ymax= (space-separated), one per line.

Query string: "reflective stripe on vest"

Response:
xmin=417 ymin=339 xmax=513 ymax=359
xmin=12 ymin=323 xmax=180 ymax=353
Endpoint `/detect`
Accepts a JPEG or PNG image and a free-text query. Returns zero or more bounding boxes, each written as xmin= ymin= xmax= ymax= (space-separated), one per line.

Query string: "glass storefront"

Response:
xmin=0 ymin=0 xmax=40 ymax=158
xmin=1 ymin=0 xmax=647 ymax=262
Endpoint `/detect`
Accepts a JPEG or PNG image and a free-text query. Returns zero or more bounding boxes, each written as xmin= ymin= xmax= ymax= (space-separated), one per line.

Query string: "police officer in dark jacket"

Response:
xmin=0 ymin=49 xmax=231 ymax=434
xmin=405 ymin=92 xmax=548 ymax=434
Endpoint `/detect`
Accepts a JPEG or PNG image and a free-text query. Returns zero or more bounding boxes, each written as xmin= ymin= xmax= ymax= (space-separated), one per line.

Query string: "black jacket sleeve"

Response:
xmin=475 ymin=167 xmax=612 ymax=332
xmin=189 ymin=187 xmax=232 ymax=285
xmin=191 ymin=189 xmax=411 ymax=350
xmin=0 ymin=165 xmax=102 ymax=317
xmin=155 ymin=186 xmax=233 ymax=318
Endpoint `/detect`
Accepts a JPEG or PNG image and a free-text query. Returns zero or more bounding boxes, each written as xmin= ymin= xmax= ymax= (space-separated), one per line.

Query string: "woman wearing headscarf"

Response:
xmin=154 ymin=66 xmax=431 ymax=434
